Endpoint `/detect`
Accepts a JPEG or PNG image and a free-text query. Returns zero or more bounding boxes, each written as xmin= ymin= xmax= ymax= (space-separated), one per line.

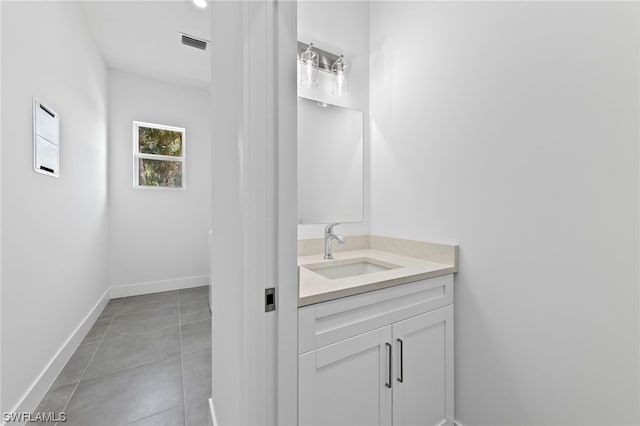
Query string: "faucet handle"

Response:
xmin=325 ymin=223 xmax=340 ymax=235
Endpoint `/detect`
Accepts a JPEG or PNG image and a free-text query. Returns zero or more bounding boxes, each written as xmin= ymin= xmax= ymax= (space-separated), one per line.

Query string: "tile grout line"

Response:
xmin=178 ymin=289 xmax=188 ymax=426
xmin=99 ymin=320 xmax=179 ymax=344
xmin=65 ymin=296 xmax=183 ymax=380
xmin=112 ymin=296 xmax=181 ymax=318
xmin=122 ymin=405 xmax=183 ymax=426
xmin=56 ymin=298 xmax=124 ymax=425
xmin=44 ymin=289 xmax=203 ymax=426
xmin=180 ymin=319 xmax=212 ymax=356
xmin=89 ymin=292 xmax=182 ymax=424
xmin=179 ymin=306 xmax=212 ymax=326
xmin=66 ymin=339 xmax=182 ymax=385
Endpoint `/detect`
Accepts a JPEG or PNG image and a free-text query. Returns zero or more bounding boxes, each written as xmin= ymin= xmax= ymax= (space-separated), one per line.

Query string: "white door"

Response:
xmin=392 ymin=306 xmax=454 ymax=426
xmin=299 ymin=326 xmax=393 ymax=426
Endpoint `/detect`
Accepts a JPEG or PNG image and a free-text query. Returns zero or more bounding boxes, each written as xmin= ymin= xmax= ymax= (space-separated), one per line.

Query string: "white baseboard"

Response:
xmin=6 ymin=287 xmax=110 ymax=424
xmin=208 ymin=397 xmax=218 ymax=426
xmin=110 ymin=275 xmax=209 ymax=298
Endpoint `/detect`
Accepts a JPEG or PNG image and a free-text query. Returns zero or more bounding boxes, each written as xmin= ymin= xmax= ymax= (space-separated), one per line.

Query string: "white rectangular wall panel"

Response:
xmin=33 ymin=99 xmax=60 ymax=177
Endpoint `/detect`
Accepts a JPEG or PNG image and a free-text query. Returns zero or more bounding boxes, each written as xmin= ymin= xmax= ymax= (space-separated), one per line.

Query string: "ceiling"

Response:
xmin=79 ymin=1 xmax=211 ymax=90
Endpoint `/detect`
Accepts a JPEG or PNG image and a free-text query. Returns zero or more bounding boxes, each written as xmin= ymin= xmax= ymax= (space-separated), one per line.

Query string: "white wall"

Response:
xmin=108 ymin=70 xmax=211 ymax=292
xmin=370 ymin=2 xmax=640 ymax=425
xmin=1 ymin=1 xmax=108 ymax=414
xmin=297 ymin=1 xmax=369 ymax=240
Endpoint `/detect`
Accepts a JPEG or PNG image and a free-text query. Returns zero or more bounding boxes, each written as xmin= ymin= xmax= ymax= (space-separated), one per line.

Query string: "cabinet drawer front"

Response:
xmin=299 ymin=274 xmax=453 ymax=354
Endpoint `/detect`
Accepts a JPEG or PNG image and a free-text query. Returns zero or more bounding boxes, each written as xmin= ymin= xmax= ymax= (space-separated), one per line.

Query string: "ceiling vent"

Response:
xmin=180 ymin=33 xmax=208 ymax=51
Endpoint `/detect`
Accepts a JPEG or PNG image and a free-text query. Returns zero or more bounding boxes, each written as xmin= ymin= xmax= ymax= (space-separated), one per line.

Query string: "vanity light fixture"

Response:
xmin=331 ymin=55 xmax=348 ymax=97
xmin=193 ymin=0 xmax=207 ymax=8
xmin=300 ymin=43 xmax=319 ymax=88
xmin=298 ymin=41 xmax=348 ymax=96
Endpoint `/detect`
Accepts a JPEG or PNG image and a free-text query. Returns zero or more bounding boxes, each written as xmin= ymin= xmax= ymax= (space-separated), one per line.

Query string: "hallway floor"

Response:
xmin=31 ymin=286 xmax=212 ymax=426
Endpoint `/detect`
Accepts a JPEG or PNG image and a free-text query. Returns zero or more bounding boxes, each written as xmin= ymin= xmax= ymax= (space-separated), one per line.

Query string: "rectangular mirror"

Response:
xmin=298 ymin=96 xmax=364 ymax=224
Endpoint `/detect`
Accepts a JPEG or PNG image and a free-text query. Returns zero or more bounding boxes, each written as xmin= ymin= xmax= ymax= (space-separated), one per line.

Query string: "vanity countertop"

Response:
xmin=298 ymin=236 xmax=458 ymax=306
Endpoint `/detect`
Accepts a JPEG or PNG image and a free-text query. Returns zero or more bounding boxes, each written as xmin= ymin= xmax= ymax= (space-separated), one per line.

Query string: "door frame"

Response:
xmin=274 ymin=1 xmax=299 ymax=425
xmin=209 ymin=1 xmax=298 ymax=424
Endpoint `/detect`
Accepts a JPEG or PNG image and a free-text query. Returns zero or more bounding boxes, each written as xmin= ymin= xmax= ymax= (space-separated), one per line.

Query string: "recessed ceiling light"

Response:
xmin=193 ymin=0 xmax=207 ymax=8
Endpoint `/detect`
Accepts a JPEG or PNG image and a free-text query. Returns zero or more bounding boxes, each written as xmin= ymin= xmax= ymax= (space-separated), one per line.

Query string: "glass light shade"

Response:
xmin=332 ymin=70 xmax=348 ymax=96
xmin=300 ymin=46 xmax=319 ymax=88
xmin=331 ymin=56 xmax=348 ymax=96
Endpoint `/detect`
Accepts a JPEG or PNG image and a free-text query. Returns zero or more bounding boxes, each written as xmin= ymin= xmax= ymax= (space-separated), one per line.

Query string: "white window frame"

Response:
xmin=133 ymin=121 xmax=186 ymax=190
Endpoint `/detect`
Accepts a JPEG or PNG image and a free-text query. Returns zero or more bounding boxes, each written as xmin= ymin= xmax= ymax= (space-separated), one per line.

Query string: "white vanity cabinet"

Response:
xmin=392 ymin=306 xmax=453 ymax=426
xmin=298 ymin=274 xmax=454 ymax=426
xmin=299 ymin=326 xmax=393 ymax=425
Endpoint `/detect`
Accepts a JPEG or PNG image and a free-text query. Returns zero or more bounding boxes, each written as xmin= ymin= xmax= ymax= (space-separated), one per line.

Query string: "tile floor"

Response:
xmin=31 ymin=286 xmax=212 ymax=426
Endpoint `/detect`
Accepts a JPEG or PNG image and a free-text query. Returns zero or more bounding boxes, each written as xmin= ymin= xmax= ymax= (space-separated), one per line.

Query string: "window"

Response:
xmin=133 ymin=121 xmax=185 ymax=189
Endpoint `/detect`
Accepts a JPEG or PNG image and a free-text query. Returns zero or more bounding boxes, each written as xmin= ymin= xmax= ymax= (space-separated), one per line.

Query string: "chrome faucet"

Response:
xmin=324 ymin=223 xmax=345 ymax=259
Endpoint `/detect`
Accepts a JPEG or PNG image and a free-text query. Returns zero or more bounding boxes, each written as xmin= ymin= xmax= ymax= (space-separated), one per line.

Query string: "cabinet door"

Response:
xmin=299 ymin=326 xmax=393 ymax=426
xmin=392 ymin=306 xmax=454 ymax=426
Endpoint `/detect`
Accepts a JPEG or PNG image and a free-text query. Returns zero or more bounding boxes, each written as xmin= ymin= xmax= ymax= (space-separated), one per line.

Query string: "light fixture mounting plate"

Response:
xmin=297 ymin=41 xmax=343 ymax=73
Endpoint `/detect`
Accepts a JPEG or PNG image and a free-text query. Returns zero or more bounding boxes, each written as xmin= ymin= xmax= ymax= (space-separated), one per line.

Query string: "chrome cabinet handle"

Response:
xmin=385 ymin=342 xmax=392 ymax=389
xmin=397 ymin=338 xmax=404 ymax=383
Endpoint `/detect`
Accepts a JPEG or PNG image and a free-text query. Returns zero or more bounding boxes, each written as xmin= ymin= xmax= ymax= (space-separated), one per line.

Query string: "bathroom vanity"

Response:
xmin=297 ymin=236 xmax=458 ymax=426
xmin=296 ymin=68 xmax=457 ymax=426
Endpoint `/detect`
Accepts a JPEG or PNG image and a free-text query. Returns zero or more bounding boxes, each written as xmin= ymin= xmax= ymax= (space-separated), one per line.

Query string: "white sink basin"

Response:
xmin=306 ymin=258 xmax=400 ymax=280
